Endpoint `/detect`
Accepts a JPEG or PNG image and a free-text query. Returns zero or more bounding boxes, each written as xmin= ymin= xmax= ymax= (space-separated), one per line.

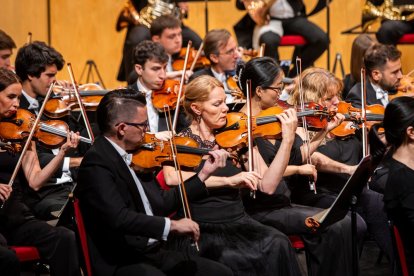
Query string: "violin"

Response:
xmin=389 ymin=73 xmax=414 ymax=100
xmin=45 ymin=83 xmax=108 ymax=118
xmin=172 ymin=47 xmax=210 ymax=71
xmin=132 ymin=133 xmax=212 ymax=169
xmin=0 ymin=109 xmax=92 ymax=151
xmin=330 ymin=101 xmax=384 ymax=137
xmin=226 ymin=75 xmax=245 ymax=100
xmin=215 ymin=102 xmax=334 ymax=149
xmin=152 ymin=79 xmax=183 ymax=111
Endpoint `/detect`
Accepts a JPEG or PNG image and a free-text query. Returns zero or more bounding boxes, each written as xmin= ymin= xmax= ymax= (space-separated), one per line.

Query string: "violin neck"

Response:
xmin=176 ymin=145 xmax=210 ymax=155
xmin=39 ymin=123 xmax=92 ymax=144
xmin=79 ymin=90 xmax=108 ymax=96
xmin=343 ymin=113 xmax=384 ymax=121
xmin=256 ymin=110 xmax=318 ymax=126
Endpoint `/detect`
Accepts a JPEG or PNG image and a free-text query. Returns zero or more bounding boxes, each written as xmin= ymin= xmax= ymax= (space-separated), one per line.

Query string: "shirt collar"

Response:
xmin=211 ymin=68 xmax=227 ymax=83
xmin=137 ymin=79 xmax=152 ymax=96
xmin=22 ymin=90 xmax=39 ymax=110
xmin=371 ymin=82 xmax=388 ymax=100
xmin=104 ymin=136 xmax=132 ymax=166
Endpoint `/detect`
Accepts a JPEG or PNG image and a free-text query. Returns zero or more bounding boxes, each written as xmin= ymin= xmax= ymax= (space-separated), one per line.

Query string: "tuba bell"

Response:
xmin=362 ymin=0 xmax=414 ymax=31
xmin=116 ymin=0 xmax=181 ymax=31
xmin=242 ymin=0 xmax=277 ymax=26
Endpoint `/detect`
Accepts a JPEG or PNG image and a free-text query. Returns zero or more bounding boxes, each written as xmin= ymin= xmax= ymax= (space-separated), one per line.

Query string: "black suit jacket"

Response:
xmin=75 ymin=136 xmax=208 ymax=276
xmin=188 ymin=67 xmax=214 ymax=83
xmin=345 ymin=81 xmax=383 ymax=108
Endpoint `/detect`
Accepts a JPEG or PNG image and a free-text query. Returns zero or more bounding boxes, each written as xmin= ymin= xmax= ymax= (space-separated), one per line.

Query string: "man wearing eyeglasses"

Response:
xmin=76 ymin=89 xmax=233 ymax=276
xmin=189 ymin=29 xmax=242 ymax=104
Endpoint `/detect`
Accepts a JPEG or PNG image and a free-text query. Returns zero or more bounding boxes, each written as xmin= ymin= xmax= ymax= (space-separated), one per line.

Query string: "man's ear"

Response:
xmin=152 ymin=35 xmax=160 ymax=43
xmin=371 ymin=69 xmax=382 ymax=82
xmin=135 ymin=64 xmax=143 ymax=76
xmin=209 ymin=53 xmax=219 ymax=64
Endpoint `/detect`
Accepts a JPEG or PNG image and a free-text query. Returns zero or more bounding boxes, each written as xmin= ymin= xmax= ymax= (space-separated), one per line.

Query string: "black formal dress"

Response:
xmin=117 ymin=0 xmax=202 ymax=82
xmin=0 ymin=151 xmax=80 ymax=276
xmin=384 ymin=157 xmax=414 ymax=275
xmin=75 ymin=136 xmax=233 ymax=276
xmin=0 ymin=233 xmax=19 ymax=276
xmin=243 ymin=136 xmax=353 ymax=276
xmin=167 ymin=128 xmax=301 ymax=276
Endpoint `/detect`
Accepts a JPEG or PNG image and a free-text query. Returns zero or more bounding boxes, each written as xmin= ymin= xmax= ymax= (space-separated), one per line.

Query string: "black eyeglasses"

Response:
xmin=263 ymin=85 xmax=284 ymax=94
xmin=116 ymin=121 xmax=149 ymax=129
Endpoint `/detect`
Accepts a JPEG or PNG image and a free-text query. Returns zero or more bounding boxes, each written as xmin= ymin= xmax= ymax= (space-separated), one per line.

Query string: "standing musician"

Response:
xmin=238 ymin=57 xmax=353 ymax=276
xmin=117 ymin=0 xmax=202 ymax=82
xmin=346 ymin=43 xmax=403 ymax=107
xmin=162 ymin=75 xmax=302 ymax=275
xmin=0 ymin=30 xmax=16 ymax=71
xmin=189 ymin=29 xmax=242 ymax=104
xmin=129 ymin=40 xmax=188 ymax=136
xmin=14 ymin=41 xmax=83 ymax=220
xmin=0 ymin=68 xmax=81 ymax=276
xmin=234 ymin=0 xmax=328 ymax=76
xmin=75 ymin=88 xmax=233 ymax=276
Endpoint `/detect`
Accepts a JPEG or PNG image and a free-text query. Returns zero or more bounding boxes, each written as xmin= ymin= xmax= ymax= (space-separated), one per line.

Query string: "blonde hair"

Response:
xmin=288 ymin=67 xmax=343 ymax=105
xmin=183 ymin=75 xmax=223 ymax=122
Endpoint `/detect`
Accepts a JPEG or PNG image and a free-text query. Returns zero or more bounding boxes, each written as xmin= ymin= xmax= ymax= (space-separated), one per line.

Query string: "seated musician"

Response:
xmin=0 ymin=68 xmax=81 ymax=276
xmin=234 ymin=0 xmax=328 ymax=76
xmin=117 ymin=0 xmax=201 ymax=82
xmin=369 ymin=0 xmax=414 ymax=45
xmin=14 ymin=41 xmax=83 ymax=220
xmin=345 ymin=43 xmax=403 ymax=107
xmin=75 ymin=88 xmax=233 ymax=276
xmin=0 ymin=29 xmax=16 ymax=71
xmin=129 ymin=40 xmax=188 ymax=136
xmin=189 ymin=29 xmax=242 ymax=104
xmin=238 ymin=56 xmax=353 ymax=276
xmin=127 ymin=15 xmax=195 ymax=84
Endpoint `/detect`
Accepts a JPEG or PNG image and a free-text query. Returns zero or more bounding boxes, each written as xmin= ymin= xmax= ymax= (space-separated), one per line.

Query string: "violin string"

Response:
xmin=39 ymin=123 xmax=92 ymax=144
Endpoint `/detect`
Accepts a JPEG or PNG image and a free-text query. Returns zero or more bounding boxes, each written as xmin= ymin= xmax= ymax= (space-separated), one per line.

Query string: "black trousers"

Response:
xmin=5 ymin=219 xmax=80 ymax=276
xmin=114 ymin=247 xmax=233 ymax=276
xmin=249 ymin=204 xmax=353 ymax=276
xmin=117 ymin=24 xmax=202 ymax=82
xmin=376 ymin=20 xmax=414 ymax=45
xmin=0 ymin=233 xmax=19 ymax=276
xmin=259 ymin=16 xmax=329 ymax=77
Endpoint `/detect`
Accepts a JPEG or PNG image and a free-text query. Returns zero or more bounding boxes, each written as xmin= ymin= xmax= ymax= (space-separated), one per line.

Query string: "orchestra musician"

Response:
xmin=371 ymin=0 xmax=414 ymax=45
xmin=75 ymin=88 xmax=234 ymax=276
xmin=129 ymin=40 xmax=188 ymax=136
xmin=234 ymin=0 xmax=329 ymax=76
xmin=0 ymin=30 xmax=16 ymax=71
xmin=117 ymin=0 xmax=202 ymax=82
xmin=345 ymin=43 xmax=403 ymax=107
xmin=189 ymin=29 xmax=242 ymax=104
xmin=127 ymin=14 xmax=195 ymax=84
xmin=0 ymin=67 xmax=81 ymax=276
xmin=238 ymin=56 xmax=353 ymax=276
xmin=163 ymin=75 xmax=302 ymax=275
xmin=380 ymin=96 xmax=414 ymax=275
xmin=14 ymin=41 xmax=83 ymax=220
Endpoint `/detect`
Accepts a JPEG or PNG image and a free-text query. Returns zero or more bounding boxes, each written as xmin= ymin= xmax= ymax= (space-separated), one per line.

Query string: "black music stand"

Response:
xmin=79 ymin=60 xmax=106 ymax=89
xmin=305 ymin=155 xmax=375 ymax=276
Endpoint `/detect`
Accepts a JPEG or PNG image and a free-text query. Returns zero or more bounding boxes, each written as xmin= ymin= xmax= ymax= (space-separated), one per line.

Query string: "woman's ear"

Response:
xmin=256 ymin=86 xmax=263 ymax=98
xmin=190 ymin=102 xmax=202 ymax=116
xmin=406 ymin=126 xmax=414 ymax=142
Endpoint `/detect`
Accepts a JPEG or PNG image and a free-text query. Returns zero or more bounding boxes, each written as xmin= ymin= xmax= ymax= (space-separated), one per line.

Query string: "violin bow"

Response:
xmin=172 ymin=41 xmax=192 ymax=132
xmin=360 ymin=68 xmax=369 ymax=158
xmin=296 ymin=57 xmax=316 ymax=194
xmin=258 ymin=43 xmax=265 ymax=57
xmin=164 ymin=105 xmax=199 ymax=251
xmin=246 ymin=79 xmax=256 ymax=198
xmin=1 ymin=82 xmax=56 ymax=208
xmin=189 ymin=41 xmax=204 ymax=73
xmin=67 ymin=63 xmax=95 ymax=143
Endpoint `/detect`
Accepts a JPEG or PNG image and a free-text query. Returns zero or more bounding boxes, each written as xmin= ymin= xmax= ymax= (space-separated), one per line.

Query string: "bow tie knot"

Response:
xmin=123 ymin=153 xmax=133 ymax=166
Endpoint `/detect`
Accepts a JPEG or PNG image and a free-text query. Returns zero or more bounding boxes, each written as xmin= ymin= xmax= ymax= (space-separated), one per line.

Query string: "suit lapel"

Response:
xmin=98 ymin=137 xmax=146 ymax=212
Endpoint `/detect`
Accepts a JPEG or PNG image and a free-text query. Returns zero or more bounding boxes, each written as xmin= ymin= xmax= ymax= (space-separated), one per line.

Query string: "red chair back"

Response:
xmin=73 ymin=198 xmax=93 ymax=276
xmin=280 ymin=35 xmax=308 ymax=46
xmin=397 ymin=33 xmax=414 ymax=45
xmin=392 ymin=224 xmax=409 ymax=276
xmin=9 ymin=246 xmax=40 ymax=262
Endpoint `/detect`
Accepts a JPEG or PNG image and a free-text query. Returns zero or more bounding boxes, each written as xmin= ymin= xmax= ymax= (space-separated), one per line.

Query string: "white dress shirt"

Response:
xmin=211 ymin=68 xmax=234 ymax=103
xmin=371 ymin=82 xmax=389 ymax=107
xmin=137 ymin=79 xmax=160 ymax=133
